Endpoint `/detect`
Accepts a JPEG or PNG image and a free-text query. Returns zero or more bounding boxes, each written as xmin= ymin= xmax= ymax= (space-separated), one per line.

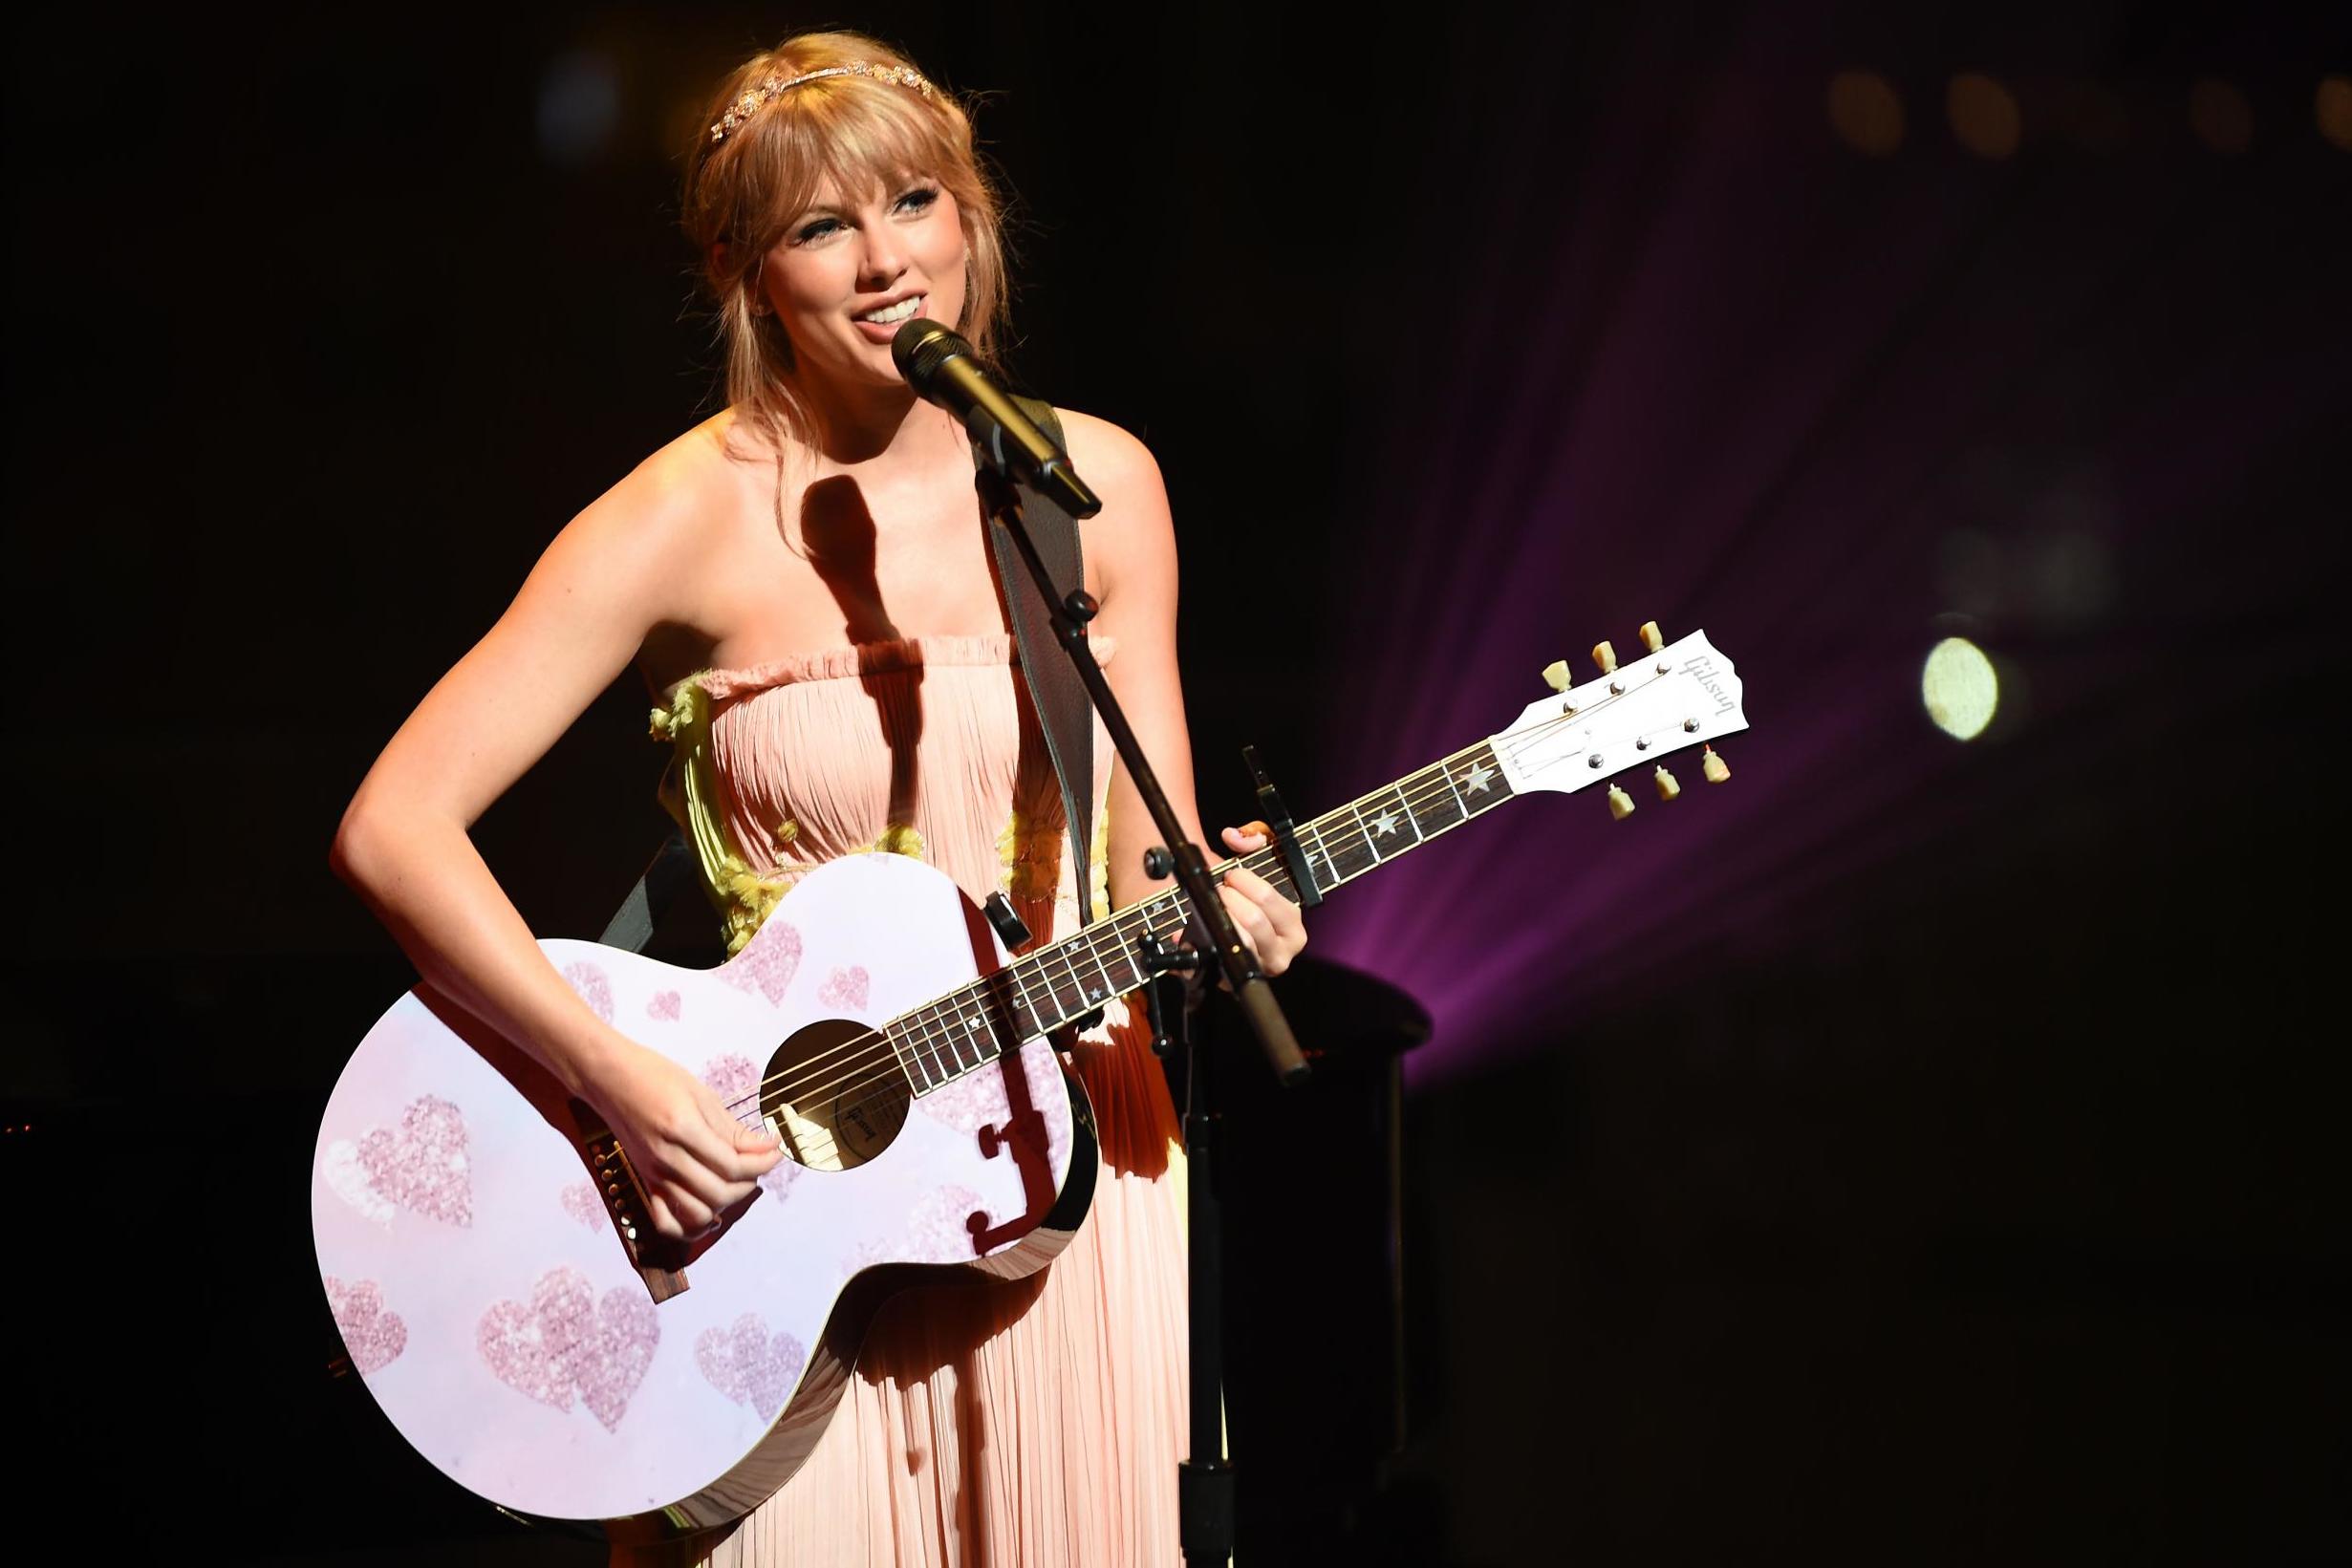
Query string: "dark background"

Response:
xmin=8 ymin=2 xmax=2347 ymax=1562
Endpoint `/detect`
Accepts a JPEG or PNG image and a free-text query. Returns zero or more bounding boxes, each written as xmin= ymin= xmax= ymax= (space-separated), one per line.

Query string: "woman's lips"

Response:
xmin=852 ymin=298 xmax=927 ymax=342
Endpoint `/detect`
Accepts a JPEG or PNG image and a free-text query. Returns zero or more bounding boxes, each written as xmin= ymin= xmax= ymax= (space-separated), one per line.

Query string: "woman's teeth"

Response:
xmin=857 ymin=296 xmax=922 ymax=324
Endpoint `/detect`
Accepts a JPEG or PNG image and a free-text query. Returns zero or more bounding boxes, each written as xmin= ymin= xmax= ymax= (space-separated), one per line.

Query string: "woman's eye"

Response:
xmin=794 ymin=217 xmax=843 ymax=243
xmin=896 ymin=186 xmax=939 ymax=213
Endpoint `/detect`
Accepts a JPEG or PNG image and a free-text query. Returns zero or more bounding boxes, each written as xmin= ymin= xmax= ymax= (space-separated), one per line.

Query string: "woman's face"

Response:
xmin=761 ymin=172 xmax=968 ymax=395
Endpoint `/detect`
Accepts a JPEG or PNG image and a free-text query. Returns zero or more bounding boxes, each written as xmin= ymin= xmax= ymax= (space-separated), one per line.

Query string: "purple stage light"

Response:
xmin=1300 ymin=22 xmax=2345 ymax=1087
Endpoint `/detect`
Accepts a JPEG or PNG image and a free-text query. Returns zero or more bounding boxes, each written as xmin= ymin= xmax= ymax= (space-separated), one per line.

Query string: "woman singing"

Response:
xmin=330 ymin=28 xmax=1305 ymax=1566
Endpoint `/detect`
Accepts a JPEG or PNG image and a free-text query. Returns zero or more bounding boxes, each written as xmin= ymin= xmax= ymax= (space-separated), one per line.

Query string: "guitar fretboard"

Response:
xmin=882 ymin=741 xmax=1517 ymax=1092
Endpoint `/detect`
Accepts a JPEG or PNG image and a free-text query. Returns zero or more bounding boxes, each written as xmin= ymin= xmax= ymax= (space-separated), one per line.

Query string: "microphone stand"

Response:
xmin=974 ymin=464 xmax=1308 ymax=1568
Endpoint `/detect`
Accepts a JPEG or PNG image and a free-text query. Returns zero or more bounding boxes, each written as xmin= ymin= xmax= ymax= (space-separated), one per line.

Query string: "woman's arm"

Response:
xmin=330 ymin=449 xmax=778 ymax=1238
xmin=1058 ymin=409 xmax=1305 ymax=975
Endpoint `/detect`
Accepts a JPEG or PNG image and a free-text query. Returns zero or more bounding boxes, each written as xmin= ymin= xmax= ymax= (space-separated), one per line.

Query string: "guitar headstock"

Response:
xmin=1491 ymin=622 xmax=1748 ymax=816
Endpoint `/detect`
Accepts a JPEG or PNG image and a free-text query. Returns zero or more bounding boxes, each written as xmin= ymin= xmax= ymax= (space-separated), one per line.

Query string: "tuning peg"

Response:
xmin=1653 ymin=764 xmax=1681 ymax=801
xmin=1542 ymin=659 xmax=1572 ymax=693
xmin=1702 ymin=745 xmax=1731 ymax=784
xmin=1592 ymin=640 xmax=1618 ymax=675
xmin=1639 ymin=621 xmax=1664 ymax=653
xmin=1606 ymin=784 xmax=1636 ymax=820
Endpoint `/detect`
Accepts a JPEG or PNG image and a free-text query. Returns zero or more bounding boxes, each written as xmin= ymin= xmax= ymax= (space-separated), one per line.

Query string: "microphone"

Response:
xmin=892 ymin=319 xmax=1101 ymax=519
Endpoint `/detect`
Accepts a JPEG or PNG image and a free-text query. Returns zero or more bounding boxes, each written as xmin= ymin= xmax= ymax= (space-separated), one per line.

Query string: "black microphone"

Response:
xmin=892 ymin=319 xmax=1101 ymax=519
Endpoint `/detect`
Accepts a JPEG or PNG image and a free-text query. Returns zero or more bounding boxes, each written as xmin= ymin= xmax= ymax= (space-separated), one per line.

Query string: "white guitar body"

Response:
xmin=312 ymin=850 xmax=1092 ymax=1536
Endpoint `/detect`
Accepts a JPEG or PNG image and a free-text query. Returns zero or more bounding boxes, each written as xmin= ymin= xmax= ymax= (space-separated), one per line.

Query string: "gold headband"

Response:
xmin=709 ymin=63 xmax=937 ymax=144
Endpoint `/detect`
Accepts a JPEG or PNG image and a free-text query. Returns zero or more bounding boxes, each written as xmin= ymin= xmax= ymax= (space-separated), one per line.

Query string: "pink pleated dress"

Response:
xmin=643 ymin=633 xmax=1187 ymax=1567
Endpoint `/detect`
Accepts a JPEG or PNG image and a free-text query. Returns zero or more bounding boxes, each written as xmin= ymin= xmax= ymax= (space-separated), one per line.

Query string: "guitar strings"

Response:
xmin=729 ymin=720 xmax=1703 ymax=1175
xmin=718 ymin=694 xmax=1693 ymax=1141
xmin=712 ymin=684 xmax=1697 ymax=1145
xmin=723 ymin=745 xmax=1489 ymax=1126
xmin=718 ymin=824 xmax=1295 ymax=1123
xmin=727 ymin=702 xmax=1677 ymax=1138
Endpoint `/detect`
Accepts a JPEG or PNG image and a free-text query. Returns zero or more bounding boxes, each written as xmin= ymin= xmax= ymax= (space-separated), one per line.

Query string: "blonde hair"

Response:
xmin=681 ymin=32 xmax=1008 ymax=451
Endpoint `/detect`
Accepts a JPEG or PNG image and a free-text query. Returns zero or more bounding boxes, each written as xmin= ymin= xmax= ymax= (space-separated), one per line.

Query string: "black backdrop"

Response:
xmin=7 ymin=4 xmax=2347 ymax=1563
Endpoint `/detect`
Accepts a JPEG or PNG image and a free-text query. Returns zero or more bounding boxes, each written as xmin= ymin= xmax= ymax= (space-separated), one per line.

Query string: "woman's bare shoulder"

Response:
xmin=1052 ymin=406 xmax=1163 ymax=493
xmin=575 ymin=411 xmax=747 ymax=543
xmin=1051 ymin=407 xmax=1175 ymax=601
xmin=538 ymin=409 xmax=768 ymax=604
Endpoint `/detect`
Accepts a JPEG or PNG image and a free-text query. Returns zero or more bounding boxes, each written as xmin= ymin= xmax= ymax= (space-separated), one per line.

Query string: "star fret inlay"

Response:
xmin=1371 ymin=809 xmax=1400 ymax=836
xmin=1462 ymin=762 xmax=1496 ymax=793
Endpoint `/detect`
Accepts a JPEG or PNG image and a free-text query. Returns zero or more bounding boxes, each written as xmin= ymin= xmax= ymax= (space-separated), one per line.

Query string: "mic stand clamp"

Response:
xmin=1137 ymin=932 xmax=1202 ymax=1061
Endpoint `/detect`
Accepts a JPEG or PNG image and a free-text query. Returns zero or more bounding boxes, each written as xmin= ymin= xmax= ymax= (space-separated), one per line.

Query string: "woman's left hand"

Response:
xmin=1214 ymin=821 xmax=1308 ymax=977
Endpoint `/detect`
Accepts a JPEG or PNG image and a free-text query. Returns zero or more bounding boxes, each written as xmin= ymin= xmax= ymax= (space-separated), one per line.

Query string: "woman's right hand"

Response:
xmin=580 ymin=1037 xmax=785 ymax=1239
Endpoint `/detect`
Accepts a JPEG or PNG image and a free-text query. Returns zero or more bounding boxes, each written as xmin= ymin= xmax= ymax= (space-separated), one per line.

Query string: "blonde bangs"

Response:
xmin=769 ymin=84 xmax=960 ymax=222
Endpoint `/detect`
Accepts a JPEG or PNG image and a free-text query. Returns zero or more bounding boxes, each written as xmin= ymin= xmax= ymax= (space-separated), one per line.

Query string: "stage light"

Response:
xmin=1923 ymin=637 xmax=1999 ymax=741
xmin=2190 ymin=79 xmax=2254 ymax=154
xmin=1828 ymin=71 xmax=1905 ymax=156
xmin=2319 ymin=76 xmax=2352 ymax=152
xmin=1948 ymin=74 xmax=2021 ymax=159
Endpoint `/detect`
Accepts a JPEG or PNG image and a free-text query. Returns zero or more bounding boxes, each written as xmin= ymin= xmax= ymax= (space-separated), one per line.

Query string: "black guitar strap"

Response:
xmin=597 ymin=827 xmax=698 ymax=953
xmin=603 ymin=396 xmax=1094 ymax=951
xmin=985 ymin=397 xmax=1096 ymax=931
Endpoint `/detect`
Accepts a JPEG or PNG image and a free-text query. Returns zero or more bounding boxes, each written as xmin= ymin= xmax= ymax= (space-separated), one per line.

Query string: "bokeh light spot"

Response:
xmin=1923 ymin=637 xmax=2000 ymax=741
xmin=2190 ymin=79 xmax=2254 ymax=154
xmin=2318 ymin=76 xmax=2352 ymax=151
xmin=1948 ymin=74 xmax=2021 ymax=159
xmin=1828 ymin=71 xmax=1905 ymax=156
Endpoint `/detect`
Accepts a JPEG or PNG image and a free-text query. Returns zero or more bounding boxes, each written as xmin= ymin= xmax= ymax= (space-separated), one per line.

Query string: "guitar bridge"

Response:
xmin=576 ymin=1109 xmax=690 ymax=1302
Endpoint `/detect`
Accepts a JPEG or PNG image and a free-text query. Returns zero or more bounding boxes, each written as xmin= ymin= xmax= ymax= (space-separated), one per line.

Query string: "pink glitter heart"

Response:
xmin=560 ymin=1181 xmax=606 ymax=1232
xmin=694 ymin=1313 xmax=808 ymax=1421
xmin=646 ymin=990 xmax=681 ymax=1021
xmin=718 ymin=919 xmax=802 ymax=1005
xmin=701 ymin=1053 xmax=759 ymax=1118
xmin=325 ymin=1277 xmax=406 ymax=1374
xmin=356 ymin=1094 xmax=473 ymax=1228
xmin=919 ymin=1047 xmax=1073 ymax=1177
xmin=902 ymin=1184 xmax=985 ymax=1262
xmin=477 ymin=1266 xmax=659 ymax=1431
xmin=563 ymin=961 xmax=615 ymax=1023
xmin=757 ymin=1156 xmax=800 ymax=1203
xmin=478 ymin=1299 xmax=572 ymax=1412
xmin=816 ymin=965 xmax=871 ymax=1011
xmin=576 ymin=1290 xmax=661 ymax=1431
xmin=701 ymin=1054 xmax=799 ymax=1203
xmin=847 ymin=1185 xmax=983 ymax=1272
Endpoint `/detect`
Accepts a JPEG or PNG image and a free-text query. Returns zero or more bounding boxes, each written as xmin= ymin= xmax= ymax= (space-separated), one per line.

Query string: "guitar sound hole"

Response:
xmin=762 ymin=1019 xmax=912 ymax=1171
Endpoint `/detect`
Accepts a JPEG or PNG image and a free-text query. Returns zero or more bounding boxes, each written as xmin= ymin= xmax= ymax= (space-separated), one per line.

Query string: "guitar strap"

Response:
xmin=984 ymin=397 xmax=1097 ymax=931
xmin=601 ymin=396 xmax=1094 ymax=951
xmin=597 ymin=827 xmax=699 ymax=953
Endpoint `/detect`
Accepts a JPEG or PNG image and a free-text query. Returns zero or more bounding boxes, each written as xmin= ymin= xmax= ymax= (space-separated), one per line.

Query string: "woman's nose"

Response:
xmin=858 ymin=227 xmax=908 ymax=290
